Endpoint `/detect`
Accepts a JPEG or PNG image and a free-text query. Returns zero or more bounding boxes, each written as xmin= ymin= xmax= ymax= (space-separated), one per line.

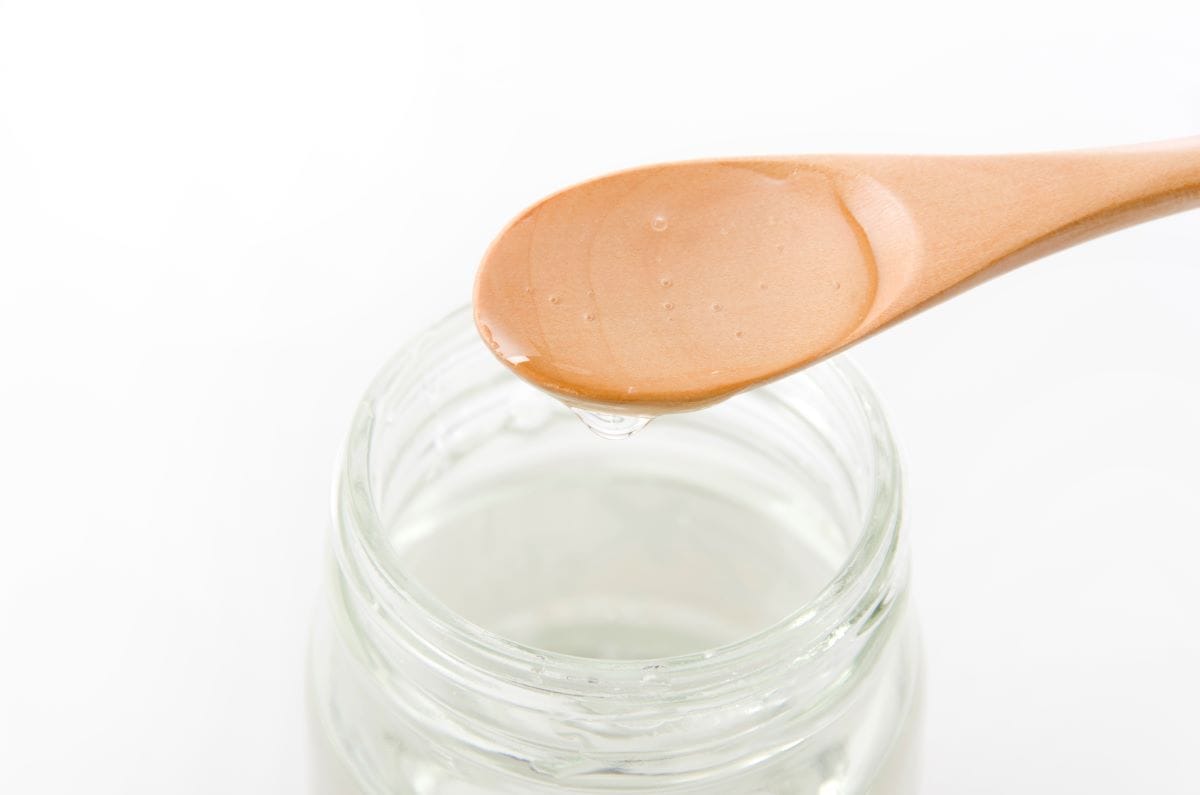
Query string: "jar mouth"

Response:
xmin=336 ymin=306 xmax=903 ymax=695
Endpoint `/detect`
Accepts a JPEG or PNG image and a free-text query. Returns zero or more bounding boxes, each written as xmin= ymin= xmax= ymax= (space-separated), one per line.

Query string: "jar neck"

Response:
xmin=328 ymin=308 xmax=909 ymax=786
xmin=331 ymin=420 xmax=906 ymax=786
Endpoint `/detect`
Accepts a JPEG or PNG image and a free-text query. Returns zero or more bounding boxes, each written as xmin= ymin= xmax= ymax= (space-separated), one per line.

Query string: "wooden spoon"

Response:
xmin=474 ymin=138 xmax=1200 ymax=414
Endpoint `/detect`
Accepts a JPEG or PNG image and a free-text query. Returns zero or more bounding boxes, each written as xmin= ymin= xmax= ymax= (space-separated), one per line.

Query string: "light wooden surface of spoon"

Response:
xmin=474 ymin=138 xmax=1200 ymax=413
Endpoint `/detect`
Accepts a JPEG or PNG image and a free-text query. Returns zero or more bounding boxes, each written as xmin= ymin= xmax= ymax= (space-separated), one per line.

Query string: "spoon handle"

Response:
xmin=839 ymin=136 xmax=1200 ymax=334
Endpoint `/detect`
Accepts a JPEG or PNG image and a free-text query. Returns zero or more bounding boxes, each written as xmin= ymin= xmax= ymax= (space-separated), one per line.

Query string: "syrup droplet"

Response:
xmin=663 ymin=302 xmax=674 ymax=310
xmin=583 ymin=312 xmax=596 ymax=321
xmin=548 ymin=295 xmax=561 ymax=304
xmin=712 ymin=303 xmax=723 ymax=312
xmin=659 ymin=277 xmax=672 ymax=287
xmin=570 ymin=408 xmax=651 ymax=440
xmin=650 ymin=214 xmax=668 ymax=232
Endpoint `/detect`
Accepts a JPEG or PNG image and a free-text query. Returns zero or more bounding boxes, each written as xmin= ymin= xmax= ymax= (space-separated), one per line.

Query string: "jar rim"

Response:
xmin=336 ymin=305 xmax=903 ymax=693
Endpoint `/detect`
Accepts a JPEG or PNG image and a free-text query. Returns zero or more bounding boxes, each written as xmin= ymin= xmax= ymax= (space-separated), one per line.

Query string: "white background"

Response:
xmin=2 ymin=2 xmax=1198 ymax=793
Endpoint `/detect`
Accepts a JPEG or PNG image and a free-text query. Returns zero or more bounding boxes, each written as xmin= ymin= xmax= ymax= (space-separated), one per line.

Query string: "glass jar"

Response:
xmin=309 ymin=307 xmax=921 ymax=794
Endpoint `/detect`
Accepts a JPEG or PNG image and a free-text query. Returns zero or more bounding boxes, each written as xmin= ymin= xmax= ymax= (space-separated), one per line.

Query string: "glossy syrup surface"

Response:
xmin=474 ymin=161 xmax=879 ymax=414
